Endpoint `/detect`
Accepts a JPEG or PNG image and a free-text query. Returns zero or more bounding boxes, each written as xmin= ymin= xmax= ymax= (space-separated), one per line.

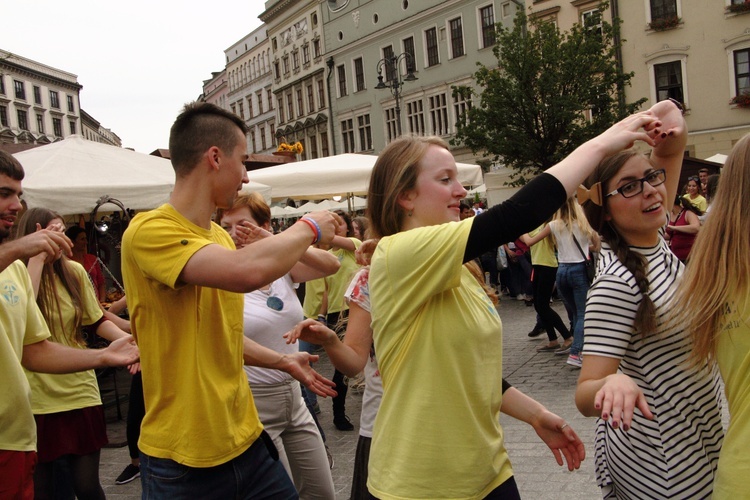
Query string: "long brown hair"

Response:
xmin=367 ymin=135 xmax=449 ymax=238
xmin=671 ymin=134 xmax=750 ymax=367
xmin=16 ymin=208 xmax=87 ymax=345
xmin=581 ymin=150 xmax=658 ymax=338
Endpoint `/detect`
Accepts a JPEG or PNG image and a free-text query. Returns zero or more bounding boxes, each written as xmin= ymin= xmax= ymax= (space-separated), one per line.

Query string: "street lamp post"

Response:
xmin=375 ymin=52 xmax=417 ymax=137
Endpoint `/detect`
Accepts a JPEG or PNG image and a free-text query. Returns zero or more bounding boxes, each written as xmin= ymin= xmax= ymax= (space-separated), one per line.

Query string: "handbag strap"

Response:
xmin=572 ymin=235 xmax=588 ymax=261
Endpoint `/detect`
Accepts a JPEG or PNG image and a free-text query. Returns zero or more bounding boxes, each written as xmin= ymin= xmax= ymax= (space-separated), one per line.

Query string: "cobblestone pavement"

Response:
xmin=99 ymin=297 xmax=601 ymax=499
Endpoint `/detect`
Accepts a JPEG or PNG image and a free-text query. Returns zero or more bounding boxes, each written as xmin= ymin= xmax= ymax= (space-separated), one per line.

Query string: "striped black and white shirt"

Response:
xmin=583 ymin=235 xmax=724 ymax=499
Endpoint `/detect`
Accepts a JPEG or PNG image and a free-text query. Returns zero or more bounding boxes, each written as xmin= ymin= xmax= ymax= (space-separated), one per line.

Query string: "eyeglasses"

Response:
xmin=605 ymin=169 xmax=666 ymax=199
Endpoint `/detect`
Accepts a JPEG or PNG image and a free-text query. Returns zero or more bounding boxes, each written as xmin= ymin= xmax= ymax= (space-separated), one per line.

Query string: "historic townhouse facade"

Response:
xmin=225 ymin=26 xmax=276 ymax=155
xmin=527 ymin=0 xmax=750 ymax=159
xmin=0 ymin=49 xmax=82 ymax=145
xmin=201 ymin=69 xmax=228 ymax=110
xmin=321 ymin=0 xmax=520 ymax=162
xmin=81 ymin=109 xmax=122 ymax=147
xmin=261 ymin=0 xmax=333 ymax=160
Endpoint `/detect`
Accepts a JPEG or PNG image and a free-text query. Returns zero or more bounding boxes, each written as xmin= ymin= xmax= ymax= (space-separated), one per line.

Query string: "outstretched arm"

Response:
xmin=242 ymin=337 xmax=336 ymax=398
xmin=22 ymin=336 xmax=139 ymax=373
xmin=501 ymin=387 xmax=586 ymax=471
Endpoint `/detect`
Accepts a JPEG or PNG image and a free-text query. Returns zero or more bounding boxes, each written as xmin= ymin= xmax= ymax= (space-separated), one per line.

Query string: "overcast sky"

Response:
xmin=2 ymin=0 xmax=264 ymax=153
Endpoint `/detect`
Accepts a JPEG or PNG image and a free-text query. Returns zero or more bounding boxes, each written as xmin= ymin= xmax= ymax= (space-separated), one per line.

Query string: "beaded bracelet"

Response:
xmin=299 ymin=217 xmax=321 ymax=245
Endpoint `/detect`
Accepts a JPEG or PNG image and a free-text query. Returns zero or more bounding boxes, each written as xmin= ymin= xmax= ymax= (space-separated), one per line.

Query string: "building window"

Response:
xmin=49 ymin=91 xmax=60 ymax=109
xmin=317 ymin=80 xmax=326 ymax=109
xmin=17 ymin=110 xmax=28 ymax=131
xmin=274 ymin=61 xmax=281 ymax=79
xmin=287 ymin=93 xmax=295 ymax=121
xmin=310 ymin=135 xmax=319 ymax=159
xmin=270 ymin=123 xmax=275 ymax=140
xmin=429 ymin=93 xmax=449 ymax=135
xmin=337 ymin=65 xmax=348 ymax=97
xmin=734 ymin=48 xmax=750 ymax=97
xmin=449 ymin=18 xmax=465 ymax=58
xmin=283 ymin=56 xmax=290 ymax=75
xmin=292 ymin=50 xmax=300 ymax=71
xmin=480 ymin=5 xmax=496 ymax=48
xmin=0 ymin=106 xmax=8 ymax=127
xmin=341 ymin=119 xmax=355 ymax=153
xmin=382 ymin=45 xmax=396 ymax=82
xmin=14 ymin=80 xmax=26 ymax=100
xmin=403 ymin=36 xmax=417 ymax=73
xmin=231 ymin=104 xmax=236 ymax=116
xmin=238 ymin=101 xmax=245 ymax=120
xmin=297 ymin=88 xmax=304 ymax=117
xmin=654 ymin=61 xmax=684 ymax=103
xmin=0 ymin=77 xmax=5 ymax=95
xmin=303 ymin=44 xmax=310 ymax=65
xmin=385 ymin=107 xmax=399 ymax=142
xmin=36 ymin=113 xmax=44 ymax=133
xmin=357 ymin=114 xmax=372 ymax=151
xmin=354 ymin=57 xmax=365 ymax=92
xmin=582 ymin=8 xmax=603 ymax=38
xmin=258 ymin=92 xmax=264 ymax=114
xmin=425 ymin=28 xmax=439 ymax=67
xmin=650 ymin=0 xmax=677 ymax=21
xmin=67 ymin=95 xmax=75 ymax=112
xmin=268 ymin=89 xmax=274 ymax=109
xmin=307 ymin=84 xmax=315 ymax=113
xmin=453 ymin=90 xmax=473 ymax=124
xmin=406 ymin=99 xmax=425 ymax=135
xmin=69 ymin=120 xmax=76 ymax=135
xmin=34 ymin=86 xmax=42 ymax=105
xmin=248 ymin=97 xmax=254 ymax=118
xmin=278 ymin=98 xmax=285 ymax=123
xmin=250 ymin=130 xmax=256 ymax=153
xmin=321 ymin=131 xmax=329 ymax=157
xmin=260 ymin=126 xmax=267 ymax=150
xmin=313 ymin=38 xmax=321 ymax=59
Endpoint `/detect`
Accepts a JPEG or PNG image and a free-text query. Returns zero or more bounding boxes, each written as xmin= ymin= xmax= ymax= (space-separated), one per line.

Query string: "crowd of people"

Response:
xmin=1 ymin=96 xmax=748 ymax=500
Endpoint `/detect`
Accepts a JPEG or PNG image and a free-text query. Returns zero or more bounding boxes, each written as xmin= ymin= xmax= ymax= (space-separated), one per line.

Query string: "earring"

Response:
xmin=407 ymin=210 xmax=413 ymax=217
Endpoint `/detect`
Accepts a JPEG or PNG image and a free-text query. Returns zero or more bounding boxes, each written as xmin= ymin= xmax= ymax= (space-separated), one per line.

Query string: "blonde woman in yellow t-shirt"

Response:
xmin=17 ymin=208 xmax=132 ymax=500
xmin=364 ymin=106 xmax=670 ymax=499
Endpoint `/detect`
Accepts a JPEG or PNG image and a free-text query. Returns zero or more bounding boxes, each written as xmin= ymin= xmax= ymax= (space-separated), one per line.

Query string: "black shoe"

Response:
xmin=115 ymin=464 xmax=140 ymax=485
xmin=527 ymin=326 xmax=544 ymax=338
xmin=333 ymin=415 xmax=354 ymax=431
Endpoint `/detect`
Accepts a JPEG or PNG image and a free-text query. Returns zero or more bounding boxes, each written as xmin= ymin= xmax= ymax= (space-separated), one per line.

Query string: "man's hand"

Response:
xmin=303 ymin=210 xmax=340 ymax=246
xmin=20 ymin=225 xmax=73 ymax=262
xmin=280 ymin=351 xmax=337 ymax=398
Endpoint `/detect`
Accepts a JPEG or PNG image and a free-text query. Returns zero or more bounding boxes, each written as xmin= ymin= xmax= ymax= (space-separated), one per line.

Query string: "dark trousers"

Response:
xmin=532 ymin=265 xmax=571 ymax=343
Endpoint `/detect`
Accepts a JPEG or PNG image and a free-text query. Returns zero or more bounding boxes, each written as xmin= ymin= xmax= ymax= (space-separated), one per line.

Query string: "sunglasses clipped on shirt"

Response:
xmin=605 ymin=169 xmax=666 ymax=199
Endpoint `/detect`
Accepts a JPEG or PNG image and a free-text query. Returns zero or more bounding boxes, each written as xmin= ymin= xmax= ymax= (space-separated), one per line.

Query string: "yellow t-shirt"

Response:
xmin=302 ymin=277 xmax=325 ymax=319
xmin=529 ymin=224 xmax=557 ymax=267
xmin=713 ymin=298 xmax=750 ymax=498
xmin=682 ymin=193 xmax=707 ymax=213
xmin=25 ymin=260 xmax=104 ymax=414
xmin=368 ymin=219 xmax=512 ymax=500
xmin=325 ymin=238 xmax=361 ymax=314
xmin=0 ymin=261 xmax=50 ymax=452
xmin=122 ymin=204 xmax=261 ymax=467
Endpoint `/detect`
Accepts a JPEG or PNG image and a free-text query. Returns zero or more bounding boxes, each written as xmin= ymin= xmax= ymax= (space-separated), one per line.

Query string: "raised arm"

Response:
xmin=180 ymin=210 xmax=338 ymax=293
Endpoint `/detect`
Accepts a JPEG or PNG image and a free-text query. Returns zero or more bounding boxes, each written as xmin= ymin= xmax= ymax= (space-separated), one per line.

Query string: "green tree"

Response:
xmin=453 ymin=3 xmax=646 ymax=185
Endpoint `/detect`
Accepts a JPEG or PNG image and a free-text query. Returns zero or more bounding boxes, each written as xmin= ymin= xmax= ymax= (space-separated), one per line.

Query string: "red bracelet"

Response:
xmin=298 ymin=218 xmax=319 ymax=244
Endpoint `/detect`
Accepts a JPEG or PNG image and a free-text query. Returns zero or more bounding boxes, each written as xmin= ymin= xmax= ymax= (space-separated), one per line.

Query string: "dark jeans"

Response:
xmin=140 ymin=432 xmax=297 ymax=499
xmin=532 ymin=265 xmax=571 ymax=343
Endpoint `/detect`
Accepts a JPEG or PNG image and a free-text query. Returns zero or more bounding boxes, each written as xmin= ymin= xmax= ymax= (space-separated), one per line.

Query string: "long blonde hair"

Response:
xmin=671 ymin=134 xmax=750 ymax=366
xmin=552 ymin=197 xmax=596 ymax=248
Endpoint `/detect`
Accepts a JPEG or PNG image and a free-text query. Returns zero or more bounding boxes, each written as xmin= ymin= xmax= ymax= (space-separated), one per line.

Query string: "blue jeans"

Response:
xmin=556 ymin=262 xmax=589 ymax=356
xmin=140 ymin=432 xmax=298 ymax=499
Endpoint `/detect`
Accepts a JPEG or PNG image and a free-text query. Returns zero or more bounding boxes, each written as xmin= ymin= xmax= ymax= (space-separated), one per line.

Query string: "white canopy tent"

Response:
xmin=249 ymin=153 xmax=484 ymax=201
xmin=704 ymin=153 xmax=727 ymax=165
xmin=14 ymin=135 xmax=271 ymax=215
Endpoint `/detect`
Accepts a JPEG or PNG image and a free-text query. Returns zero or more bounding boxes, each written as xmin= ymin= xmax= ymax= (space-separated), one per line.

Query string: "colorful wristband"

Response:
xmin=299 ymin=217 xmax=321 ymax=245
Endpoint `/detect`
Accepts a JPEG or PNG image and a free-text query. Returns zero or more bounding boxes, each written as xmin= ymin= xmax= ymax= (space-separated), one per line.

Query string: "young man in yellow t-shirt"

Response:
xmin=121 ymin=103 xmax=339 ymax=498
xmin=0 ymin=151 xmax=139 ymax=499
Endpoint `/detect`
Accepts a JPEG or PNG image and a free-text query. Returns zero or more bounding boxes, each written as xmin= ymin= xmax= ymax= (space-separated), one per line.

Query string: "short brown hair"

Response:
xmin=216 ymin=192 xmax=270 ymax=227
xmin=0 ymin=151 xmax=24 ymax=180
xmin=169 ymin=102 xmax=247 ymax=177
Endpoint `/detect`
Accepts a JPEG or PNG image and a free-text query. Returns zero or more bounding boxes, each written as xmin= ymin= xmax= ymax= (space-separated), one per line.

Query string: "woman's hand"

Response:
xmin=594 ymin=373 xmax=654 ymax=431
xmin=284 ymin=318 xmax=339 ymax=347
xmin=280 ymin=352 xmax=337 ymax=398
xmin=235 ymin=220 xmax=272 ymax=247
xmin=355 ymin=238 xmax=380 ymax=266
xmin=531 ymin=411 xmax=586 ymax=471
xmin=592 ymin=111 xmax=661 ymax=154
